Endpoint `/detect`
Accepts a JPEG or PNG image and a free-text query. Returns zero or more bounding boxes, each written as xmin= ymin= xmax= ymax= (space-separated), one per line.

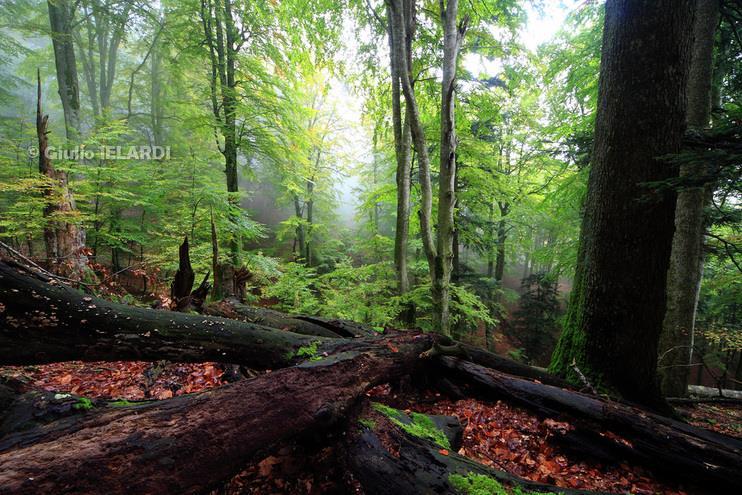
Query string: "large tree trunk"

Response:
xmin=549 ymin=0 xmax=696 ymax=412
xmin=0 ymin=260 xmax=332 ymax=368
xmin=659 ymin=0 xmax=720 ymax=398
xmin=0 ymin=332 xmax=433 ymax=494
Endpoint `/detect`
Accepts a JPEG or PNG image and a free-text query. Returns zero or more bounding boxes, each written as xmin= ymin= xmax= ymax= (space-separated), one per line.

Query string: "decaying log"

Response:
xmin=438 ymin=357 xmax=742 ymax=492
xmin=0 ymin=260 xmax=337 ymax=368
xmin=0 ymin=332 xmax=434 ymax=494
xmin=347 ymin=408 xmax=608 ymax=495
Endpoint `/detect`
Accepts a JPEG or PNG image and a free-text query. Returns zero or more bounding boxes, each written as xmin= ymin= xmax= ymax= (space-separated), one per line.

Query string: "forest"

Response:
xmin=0 ymin=0 xmax=741 ymax=493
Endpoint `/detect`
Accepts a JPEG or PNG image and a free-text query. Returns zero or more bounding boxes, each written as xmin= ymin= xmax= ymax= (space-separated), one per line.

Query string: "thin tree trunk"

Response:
xmin=659 ymin=0 xmax=720 ymax=397
xmin=47 ymin=0 xmax=80 ymax=141
xmin=550 ymin=0 xmax=696 ymax=412
xmin=494 ymin=202 xmax=509 ymax=282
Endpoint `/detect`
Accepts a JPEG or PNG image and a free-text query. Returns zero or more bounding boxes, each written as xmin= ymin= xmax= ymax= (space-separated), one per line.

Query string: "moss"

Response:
xmin=448 ymin=473 xmax=553 ymax=495
xmin=371 ymin=402 xmax=451 ymax=450
xmin=109 ymin=400 xmax=136 ymax=407
xmin=358 ymin=418 xmax=377 ymax=429
xmin=72 ymin=397 xmax=94 ymax=410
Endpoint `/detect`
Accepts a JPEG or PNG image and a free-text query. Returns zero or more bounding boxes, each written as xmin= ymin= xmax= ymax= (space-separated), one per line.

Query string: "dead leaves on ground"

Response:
xmin=0 ymin=361 xmax=225 ymax=400
xmin=415 ymin=398 xmax=690 ymax=495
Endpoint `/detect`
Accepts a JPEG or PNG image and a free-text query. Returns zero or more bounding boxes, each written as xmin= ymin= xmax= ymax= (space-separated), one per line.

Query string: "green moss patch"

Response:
xmin=72 ymin=397 xmax=94 ymax=410
xmin=449 ymin=473 xmax=553 ymax=495
xmin=371 ymin=402 xmax=451 ymax=450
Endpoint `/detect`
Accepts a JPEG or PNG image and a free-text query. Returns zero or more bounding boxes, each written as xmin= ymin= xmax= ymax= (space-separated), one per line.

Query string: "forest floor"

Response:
xmin=2 ymin=361 xmax=741 ymax=494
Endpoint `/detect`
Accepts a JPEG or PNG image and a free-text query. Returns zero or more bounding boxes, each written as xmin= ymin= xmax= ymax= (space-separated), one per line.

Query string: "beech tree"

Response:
xmin=659 ymin=0 xmax=720 ymax=397
xmin=550 ymin=0 xmax=697 ymax=412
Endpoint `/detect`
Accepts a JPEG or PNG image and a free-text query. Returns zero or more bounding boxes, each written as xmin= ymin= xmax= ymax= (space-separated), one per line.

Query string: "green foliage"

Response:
xmin=449 ymin=473 xmax=553 ymax=495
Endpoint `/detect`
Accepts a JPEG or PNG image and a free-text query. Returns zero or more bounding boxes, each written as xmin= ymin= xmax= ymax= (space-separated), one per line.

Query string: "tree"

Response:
xmin=43 ymin=0 xmax=89 ymax=278
xmin=388 ymin=0 xmax=468 ymax=336
xmin=199 ymin=0 xmax=242 ymax=286
xmin=659 ymin=0 xmax=720 ymax=397
xmin=549 ymin=0 xmax=696 ymax=412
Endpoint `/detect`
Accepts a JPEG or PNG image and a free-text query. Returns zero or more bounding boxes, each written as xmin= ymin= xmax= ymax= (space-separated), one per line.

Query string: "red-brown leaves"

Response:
xmin=0 ymin=360 xmax=225 ymax=400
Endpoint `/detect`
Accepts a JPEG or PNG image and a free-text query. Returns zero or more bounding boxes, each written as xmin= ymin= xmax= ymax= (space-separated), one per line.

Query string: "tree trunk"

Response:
xmin=47 ymin=0 xmax=81 ymax=140
xmin=0 ymin=260 xmax=331 ymax=368
xmin=549 ymin=0 xmax=696 ymax=412
xmin=201 ymin=0 xmax=241 ymax=272
xmin=387 ymin=1 xmax=412 ymax=299
xmin=36 ymin=72 xmax=88 ymax=279
xmin=389 ymin=0 xmax=466 ymax=336
xmin=659 ymin=0 xmax=720 ymax=398
xmin=495 ymin=202 xmax=509 ymax=282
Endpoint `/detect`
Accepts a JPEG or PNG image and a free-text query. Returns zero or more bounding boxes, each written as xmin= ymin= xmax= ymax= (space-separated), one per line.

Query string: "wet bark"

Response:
xmin=550 ymin=0 xmax=696 ymax=412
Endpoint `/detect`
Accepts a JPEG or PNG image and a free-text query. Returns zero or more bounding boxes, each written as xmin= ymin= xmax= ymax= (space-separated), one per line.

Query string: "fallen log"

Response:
xmin=0 ymin=260 xmax=337 ymax=368
xmin=0 ymin=332 xmax=434 ymax=494
xmin=347 ymin=406 xmax=609 ymax=495
xmin=438 ymin=356 xmax=742 ymax=492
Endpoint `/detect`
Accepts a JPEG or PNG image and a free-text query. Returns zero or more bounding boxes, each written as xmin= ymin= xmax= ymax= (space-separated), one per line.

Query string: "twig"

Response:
xmin=570 ymin=359 xmax=598 ymax=395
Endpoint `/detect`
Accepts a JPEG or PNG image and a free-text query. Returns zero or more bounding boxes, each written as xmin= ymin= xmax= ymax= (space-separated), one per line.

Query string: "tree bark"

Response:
xmin=659 ymin=0 xmax=720 ymax=397
xmin=387 ymin=1 xmax=413 ymax=301
xmin=389 ymin=0 xmax=466 ymax=336
xmin=201 ymin=0 xmax=241 ymax=273
xmin=47 ymin=0 xmax=81 ymax=140
xmin=495 ymin=202 xmax=509 ymax=282
xmin=170 ymin=237 xmax=196 ymax=310
xmin=549 ymin=0 xmax=696 ymax=412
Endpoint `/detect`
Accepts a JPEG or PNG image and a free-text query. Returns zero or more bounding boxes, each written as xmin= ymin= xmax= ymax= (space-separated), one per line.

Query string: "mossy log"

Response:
xmin=347 ymin=407 xmax=610 ymax=495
